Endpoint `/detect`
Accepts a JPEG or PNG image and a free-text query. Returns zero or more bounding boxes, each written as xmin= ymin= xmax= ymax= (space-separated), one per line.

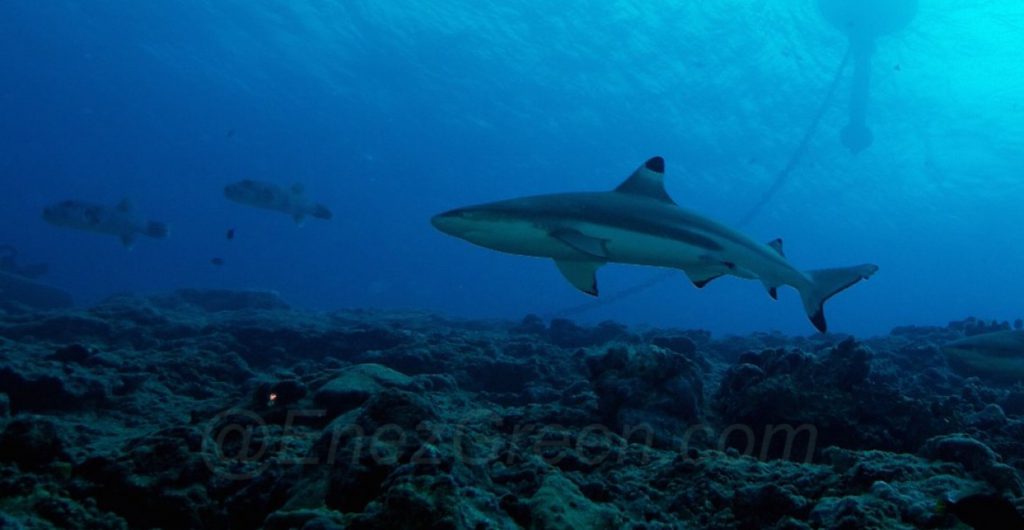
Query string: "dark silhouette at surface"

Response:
xmin=818 ymin=0 xmax=918 ymax=154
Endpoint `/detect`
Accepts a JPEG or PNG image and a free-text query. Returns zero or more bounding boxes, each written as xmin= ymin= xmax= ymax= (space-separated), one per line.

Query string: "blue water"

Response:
xmin=1 ymin=1 xmax=1022 ymax=336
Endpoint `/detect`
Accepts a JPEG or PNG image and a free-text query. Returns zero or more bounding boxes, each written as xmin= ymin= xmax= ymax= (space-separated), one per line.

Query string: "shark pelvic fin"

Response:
xmin=614 ymin=157 xmax=675 ymax=204
xmin=684 ymin=268 xmax=723 ymax=289
xmin=551 ymin=228 xmax=609 ymax=258
xmin=554 ymin=259 xmax=603 ymax=296
xmin=699 ymin=254 xmax=758 ymax=279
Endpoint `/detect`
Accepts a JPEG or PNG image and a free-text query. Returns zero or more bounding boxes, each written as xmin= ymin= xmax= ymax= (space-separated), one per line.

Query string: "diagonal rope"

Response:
xmin=737 ymin=44 xmax=853 ymax=226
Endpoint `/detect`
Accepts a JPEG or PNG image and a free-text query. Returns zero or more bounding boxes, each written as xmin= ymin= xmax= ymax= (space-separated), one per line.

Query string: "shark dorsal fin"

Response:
xmin=614 ymin=157 xmax=675 ymax=204
xmin=768 ymin=238 xmax=785 ymax=257
xmin=116 ymin=199 xmax=134 ymax=212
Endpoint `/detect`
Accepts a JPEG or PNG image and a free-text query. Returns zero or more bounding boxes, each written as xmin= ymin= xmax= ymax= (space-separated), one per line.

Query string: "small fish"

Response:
xmin=43 ymin=199 xmax=168 ymax=247
xmin=210 ymin=257 xmax=225 ymax=266
xmin=940 ymin=492 xmax=1024 ymax=530
xmin=226 ymin=228 xmax=235 ymax=240
xmin=224 ymin=180 xmax=332 ymax=224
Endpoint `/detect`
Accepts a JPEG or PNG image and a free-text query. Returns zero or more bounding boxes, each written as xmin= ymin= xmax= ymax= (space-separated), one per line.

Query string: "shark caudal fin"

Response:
xmin=798 ymin=264 xmax=878 ymax=333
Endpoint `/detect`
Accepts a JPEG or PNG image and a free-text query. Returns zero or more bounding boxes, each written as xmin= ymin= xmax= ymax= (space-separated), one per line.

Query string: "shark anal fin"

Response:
xmin=614 ymin=157 xmax=675 ymax=204
xmin=555 ymin=260 xmax=603 ymax=296
xmin=551 ymin=229 xmax=609 ymax=259
xmin=760 ymin=279 xmax=780 ymax=300
xmin=684 ymin=269 xmax=723 ymax=289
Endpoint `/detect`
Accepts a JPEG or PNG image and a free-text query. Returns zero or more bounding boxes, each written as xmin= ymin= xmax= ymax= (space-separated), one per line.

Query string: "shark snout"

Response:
xmin=430 ymin=209 xmax=467 ymax=236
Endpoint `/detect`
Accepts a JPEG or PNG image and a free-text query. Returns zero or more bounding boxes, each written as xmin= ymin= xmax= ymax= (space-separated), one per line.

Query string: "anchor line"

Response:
xmin=738 ymin=43 xmax=853 ymax=226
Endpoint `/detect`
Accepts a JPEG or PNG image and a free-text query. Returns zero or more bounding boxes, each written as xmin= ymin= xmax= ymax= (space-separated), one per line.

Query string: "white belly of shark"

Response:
xmin=432 ymin=156 xmax=878 ymax=333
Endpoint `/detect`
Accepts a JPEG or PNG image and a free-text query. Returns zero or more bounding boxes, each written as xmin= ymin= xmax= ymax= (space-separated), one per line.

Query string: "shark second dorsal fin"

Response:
xmin=614 ymin=157 xmax=674 ymax=204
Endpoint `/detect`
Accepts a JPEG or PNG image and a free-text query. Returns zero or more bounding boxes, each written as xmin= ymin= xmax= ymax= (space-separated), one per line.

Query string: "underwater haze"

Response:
xmin=2 ymin=0 xmax=1023 ymax=336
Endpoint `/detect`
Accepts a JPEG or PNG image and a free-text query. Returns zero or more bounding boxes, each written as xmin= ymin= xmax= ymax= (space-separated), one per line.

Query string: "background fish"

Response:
xmin=224 ymin=180 xmax=332 ymax=224
xmin=42 ymin=199 xmax=168 ymax=247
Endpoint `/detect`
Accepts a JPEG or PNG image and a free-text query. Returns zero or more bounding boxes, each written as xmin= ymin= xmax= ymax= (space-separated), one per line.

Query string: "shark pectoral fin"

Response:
xmin=555 ymin=259 xmax=603 ymax=296
xmin=683 ymin=268 xmax=723 ymax=289
xmin=551 ymin=229 xmax=609 ymax=259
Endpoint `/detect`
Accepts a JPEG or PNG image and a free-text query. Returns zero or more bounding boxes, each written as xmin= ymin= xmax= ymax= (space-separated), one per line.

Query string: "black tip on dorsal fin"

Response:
xmin=615 ymin=156 xmax=674 ymax=204
xmin=645 ymin=156 xmax=665 ymax=173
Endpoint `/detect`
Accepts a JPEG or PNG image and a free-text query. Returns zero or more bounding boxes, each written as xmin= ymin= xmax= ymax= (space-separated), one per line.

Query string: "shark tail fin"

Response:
xmin=798 ymin=264 xmax=878 ymax=333
xmin=145 ymin=222 xmax=169 ymax=239
xmin=312 ymin=204 xmax=332 ymax=220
